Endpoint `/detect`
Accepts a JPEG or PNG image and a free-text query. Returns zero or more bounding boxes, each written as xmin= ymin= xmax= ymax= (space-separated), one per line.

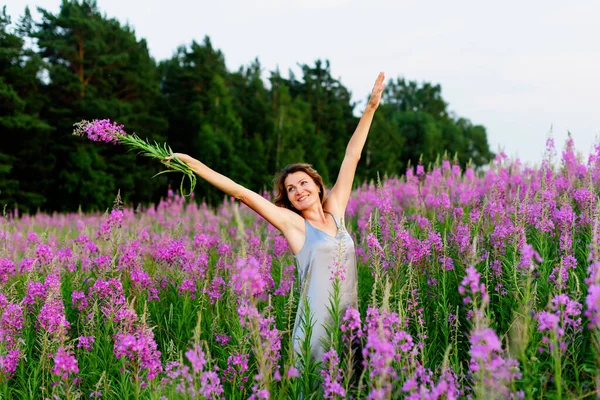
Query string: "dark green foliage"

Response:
xmin=0 ymin=6 xmax=53 ymax=213
xmin=0 ymin=1 xmax=494 ymax=213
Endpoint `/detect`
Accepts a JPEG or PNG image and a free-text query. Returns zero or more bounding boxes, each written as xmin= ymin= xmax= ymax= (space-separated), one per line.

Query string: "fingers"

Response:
xmin=165 ymin=153 xmax=182 ymax=161
xmin=372 ymin=72 xmax=385 ymax=95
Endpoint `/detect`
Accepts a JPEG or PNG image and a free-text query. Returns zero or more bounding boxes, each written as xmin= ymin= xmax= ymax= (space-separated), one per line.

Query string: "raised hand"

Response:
xmin=164 ymin=153 xmax=197 ymax=166
xmin=366 ymin=72 xmax=385 ymax=111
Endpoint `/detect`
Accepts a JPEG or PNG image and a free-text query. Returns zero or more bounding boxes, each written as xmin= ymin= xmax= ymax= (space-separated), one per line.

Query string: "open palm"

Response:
xmin=367 ymin=72 xmax=385 ymax=110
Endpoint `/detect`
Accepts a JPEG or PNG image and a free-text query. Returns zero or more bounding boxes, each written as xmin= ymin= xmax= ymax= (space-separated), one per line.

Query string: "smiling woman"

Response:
xmin=166 ymin=72 xmax=385 ymax=367
xmin=273 ymin=164 xmax=325 ymax=213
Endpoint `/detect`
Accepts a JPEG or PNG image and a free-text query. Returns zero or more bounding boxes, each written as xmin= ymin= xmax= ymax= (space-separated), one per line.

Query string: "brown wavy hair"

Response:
xmin=274 ymin=163 xmax=325 ymax=214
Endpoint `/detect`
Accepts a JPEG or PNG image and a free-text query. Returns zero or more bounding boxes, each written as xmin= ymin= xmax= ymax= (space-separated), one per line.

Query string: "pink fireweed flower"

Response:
xmin=0 ymin=294 xmax=8 ymax=312
xmin=0 ymin=258 xmax=16 ymax=285
xmin=469 ymin=327 xmax=502 ymax=362
xmin=199 ymin=370 xmax=224 ymax=399
xmin=73 ymin=119 xmax=125 ymax=144
xmin=38 ymin=299 xmax=70 ymax=340
xmin=218 ymin=243 xmax=233 ymax=257
xmin=113 ymin=326 xmax=163 ymax=381
xmin=439 ymin=255 xmax=455 ymax=271
xmin=77 ymin=335 xmax=95 ymax=352
xmin=329 ymin=260 xmax=347 ymax=282
xmin=183 ymin=253 xmax=209 ymax=279
xmin=92 ymin=255 xmax=112 ymax=271
xmin=71 ymin=291 xmax=88 ymax=312
xmin=548 ymin=255 xmax=577 ymax=290
xmin=89 ymin=278 xmax=127 ymax=317
xmin=0 ymin=303 xmax=24 ymax=347
xmin=205 ymin=276 xmax=226 ymax=304
xmin=586 ymin=284 xmax=600 ymax=327
xmin=178 ymin=279 xmax=197 ymax=299
xmin=54 ymin=247 xmax=76 ymax=272
xmin=44 ymin=273 xmax=62 ymax=294
xmin=23 ymin=281 xmax=47 ymax=307
xmin=27 ymin=231 xmax=41 ymax=245
xmin=19 ymin=257 xmax=36 ymax=274
xmin=273 ymin=236 xmax=288 ymax=257
xmin=519 ymin=244 xmax=543 ymax=271
xmin=403 ymin=366 xmax=462 ymax=400
xmin=0 ymin=349 xmax=21 ymax=379
xmin=153 ymin=239 xmax=189 ymax=266
xmin=248 ymin=387 xmax=270 ymax=400
xmin=255 ymin=314 xmax=282 ymax=366
xmin=35 ymin=244 xmax=53 ymax=266
xmin=224 ymin=353 xmax=249 ymax=381
xmin=321 ymin=349 xmax=346 ymax=399
xmin=286 ymin=366 xmax=300 ymax=378
xmin=130 ymin=267 xmax=153 ymax=290
xmin=362 ymin=329 xmax=396 ymax=380
xmin=231 ymin=257 xmax=266 ymax=298
xmin=274 ymin=265 xmax=296 ymax=296
xmin=535 ymin=294 xmax=582 ymax=353
xmin=236 ymin=300 xmax=281 ymax=375
xmin=185 ymin=345 xmax=206 ymax=373
xmin=98 ymin=209 xmax=124 ymax=240
xmin=215 ymin=334 xmax=231 ymax=346
xmin=340 ymin=307 xmax=363 ymax=341
xmin=459 ymin=266 xmax=489 ymax=305
xmin=113 ymin=307 xmax=139 ymax=328
xmin=118 ymin=240 xmax=143 ymax=271
xmin=51 ymin=347 xmax=79 ymax=380
xmin=468 ymin=327 xmax=521 ymax=397
xmin=367 ymin=233 xmax=384 ymax=254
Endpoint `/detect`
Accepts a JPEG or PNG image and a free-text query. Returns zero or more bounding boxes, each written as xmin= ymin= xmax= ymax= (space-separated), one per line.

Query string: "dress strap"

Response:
xmin=324 ymin=211 xmax=340 ymax=229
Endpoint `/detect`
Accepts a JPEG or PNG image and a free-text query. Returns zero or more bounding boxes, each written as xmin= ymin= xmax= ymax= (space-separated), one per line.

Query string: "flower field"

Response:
xmin=1 ymin=138 xmax=600 ymax=399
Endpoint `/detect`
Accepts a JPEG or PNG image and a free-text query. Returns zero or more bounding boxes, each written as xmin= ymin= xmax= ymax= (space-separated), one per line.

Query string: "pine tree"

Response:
xmin=34 ymin=0 xmax=167 ymax=211
xmin=0 ymin=6 xmax=52 ymax=213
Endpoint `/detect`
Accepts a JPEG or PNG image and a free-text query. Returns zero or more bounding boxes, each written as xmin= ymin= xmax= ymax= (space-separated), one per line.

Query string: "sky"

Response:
xmin=5 ymin=0 xmax=600 ymax=166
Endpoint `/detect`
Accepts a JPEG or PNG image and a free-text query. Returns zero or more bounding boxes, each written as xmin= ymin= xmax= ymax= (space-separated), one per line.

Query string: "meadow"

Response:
xmin=0 ymin=137 xmax=599 ymax=399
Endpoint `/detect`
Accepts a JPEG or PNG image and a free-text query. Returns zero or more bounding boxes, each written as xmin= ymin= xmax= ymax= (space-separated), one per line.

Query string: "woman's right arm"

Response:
xmin=167 ymin=153 xmax=299 ymax=234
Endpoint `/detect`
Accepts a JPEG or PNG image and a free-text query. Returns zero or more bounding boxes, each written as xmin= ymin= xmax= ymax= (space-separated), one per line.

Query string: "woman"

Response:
xmin=167 ymin=72 xmax=385 ymax=362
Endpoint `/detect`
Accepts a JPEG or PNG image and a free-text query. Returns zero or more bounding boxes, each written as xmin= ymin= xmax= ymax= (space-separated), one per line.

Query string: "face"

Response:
xmin=284 ymin=171 xmax=321 ymax=211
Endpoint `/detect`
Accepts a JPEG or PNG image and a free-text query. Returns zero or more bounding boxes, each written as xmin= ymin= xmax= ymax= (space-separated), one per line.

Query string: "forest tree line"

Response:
xmin=0 ymin=0 xmax=494 ymax=213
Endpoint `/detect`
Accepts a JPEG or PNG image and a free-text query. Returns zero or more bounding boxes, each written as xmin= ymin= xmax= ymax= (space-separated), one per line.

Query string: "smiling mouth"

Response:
xmin=298 ymin=195 xmax=308 ymax=201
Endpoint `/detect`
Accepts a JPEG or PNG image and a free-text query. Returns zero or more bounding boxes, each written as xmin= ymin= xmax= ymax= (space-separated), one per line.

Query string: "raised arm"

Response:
xmin=166 ymin=153 xmax=298 ymax=234
xmin=325 ymin=72 xmax=385 ymax=216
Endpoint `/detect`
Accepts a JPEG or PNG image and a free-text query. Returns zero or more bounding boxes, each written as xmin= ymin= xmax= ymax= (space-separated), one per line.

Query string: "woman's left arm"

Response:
xmin=325 ymin=72 xmax=385 ymax=216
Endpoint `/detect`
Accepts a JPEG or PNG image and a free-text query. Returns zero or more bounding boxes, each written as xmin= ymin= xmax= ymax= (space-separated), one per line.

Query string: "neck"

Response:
xmin=301 ymin=204 xmax=327 ymax=223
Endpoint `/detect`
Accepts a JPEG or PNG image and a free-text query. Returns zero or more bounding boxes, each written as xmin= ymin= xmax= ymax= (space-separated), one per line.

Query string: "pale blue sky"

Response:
xmin=5 ymin=0 xmax=600 ymax=166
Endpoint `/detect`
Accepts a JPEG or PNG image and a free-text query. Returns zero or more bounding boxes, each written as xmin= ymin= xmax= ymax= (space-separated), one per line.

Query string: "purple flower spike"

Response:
xmin=51 ymin=347 xmax=79 ymax=380
xmin=73 ymin=119 xmax=126 ymax=144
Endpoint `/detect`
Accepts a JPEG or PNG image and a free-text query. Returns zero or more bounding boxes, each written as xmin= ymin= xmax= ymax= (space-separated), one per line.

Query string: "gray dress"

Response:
xmin=292 ymin=211 xmax=358 ymax=363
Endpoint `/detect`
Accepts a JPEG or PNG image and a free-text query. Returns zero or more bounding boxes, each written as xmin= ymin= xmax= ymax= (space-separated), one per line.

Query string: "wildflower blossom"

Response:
xmin=536 ymin=294 xmax=582 ymax=353
xmin=51 ymin=347 xmax=79 ymax=380
xmin=321 ymin=349 xmax=345 ymax=399
xmin=113 ymin=326 xmax=163 ymax=381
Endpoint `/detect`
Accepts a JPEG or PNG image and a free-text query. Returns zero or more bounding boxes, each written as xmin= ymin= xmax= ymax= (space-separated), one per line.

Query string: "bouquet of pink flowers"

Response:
xmin=73 ymin=119 xmax=196 ymax=195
